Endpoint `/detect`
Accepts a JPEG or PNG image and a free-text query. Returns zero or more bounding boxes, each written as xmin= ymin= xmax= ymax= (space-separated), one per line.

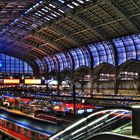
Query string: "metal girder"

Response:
xmin=110 ymin=0 xmax=140 ymax=32
xmin=54 ymin=0 xmax=108 ymax=41
xmin=35 ymin=31 xmax=63 ymax=51
xmin=0 ymin=0 xmax=37 ymax=3
xmin=68 ymin=14 xmax=109 ymax=40
xmin=7 ymin=43 xmax=43 ymax=60
xmin=0 ymin=48 xmax=40 ymax=76
xmin=27 ymin=47 xmax=47 ymax=56
xmin=45 ymin=26 xmax=82 ymax=47
xmin=131 ymin=0 xmax=140 ymax=10
xmin=0 ymin=45 xmax=36 ymax=61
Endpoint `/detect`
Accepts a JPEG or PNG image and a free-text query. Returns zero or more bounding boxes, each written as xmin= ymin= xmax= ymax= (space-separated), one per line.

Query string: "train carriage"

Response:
xmin=0 ymin=109 xmax=63 ymax=140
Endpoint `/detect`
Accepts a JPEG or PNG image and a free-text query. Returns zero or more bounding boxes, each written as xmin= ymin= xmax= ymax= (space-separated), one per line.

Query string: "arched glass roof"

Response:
xmin=113 ymin=34 xmax=140 ymax=65
xmin=55 ymin=53 xmax=71 ymax=71
xmin=44 ymin=56 xmax=56 ymax=72
xmin=35 ymin=59 xmax=45 ymax=73
xmin=41 ymin=34 xmax=140 ymax=73
xmin=69 ymin=48 xmax=90 ymax=70
xmin=88 ymin=42 xmax=114 ymax=68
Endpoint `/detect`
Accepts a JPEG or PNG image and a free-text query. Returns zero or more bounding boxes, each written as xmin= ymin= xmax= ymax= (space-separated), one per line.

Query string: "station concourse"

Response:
xmin=0 ymin=0 xmax=139 ymax=140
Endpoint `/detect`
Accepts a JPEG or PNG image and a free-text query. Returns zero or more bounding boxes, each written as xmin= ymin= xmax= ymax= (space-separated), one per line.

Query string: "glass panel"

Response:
xmin=0 ymin=53 xmax=33 ymax=75
xmin=44 ymin=56 xmax=56 ymax=72
xmin=70 ymin=49 xmax=79 ymax=70
xmin=89 ymin=42 xmax=114 ymax=67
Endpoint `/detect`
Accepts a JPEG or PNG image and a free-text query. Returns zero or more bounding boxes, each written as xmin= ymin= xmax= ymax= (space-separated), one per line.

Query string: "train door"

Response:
xmin=1 ymin=120 xmax=5 ymax=126
xmin=11 ymin=123 xmax=16 ymax=131
xmin=24 ymin=128 xmax=28 ymax=138
xmin=30 ymin=131 xmax=36 ymax=140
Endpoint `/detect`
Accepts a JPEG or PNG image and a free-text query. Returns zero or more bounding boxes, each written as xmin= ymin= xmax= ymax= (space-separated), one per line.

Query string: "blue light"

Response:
xmin=0 ymin=61 xmax=2 ymax=68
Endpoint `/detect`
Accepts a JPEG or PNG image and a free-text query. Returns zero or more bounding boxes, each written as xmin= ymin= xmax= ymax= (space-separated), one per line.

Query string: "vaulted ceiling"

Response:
xmin=0 ymin=0 xmax=139 ymax=63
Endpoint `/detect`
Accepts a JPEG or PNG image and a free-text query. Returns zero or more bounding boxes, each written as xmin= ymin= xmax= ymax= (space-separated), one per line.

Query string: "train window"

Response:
xmin=6 ymin=122 xmax=10 ymax=128
xmin=2 ymin=120 xmax=4 ymax=126
xmin=40 ymin=134 xmax=46 ymax=140
xmin=17 ymin=126 xmax=21 ymax=134
xmin=31 ymin=131 xmax=35 ymax=140
xmin=24 ymin=128 xmax=28 ymax=137
xmin=11 ymin=123 xmax=15 ymax=131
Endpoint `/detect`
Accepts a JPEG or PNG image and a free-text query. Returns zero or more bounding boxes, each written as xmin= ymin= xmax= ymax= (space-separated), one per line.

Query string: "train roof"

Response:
xmin=0 ymin=109 xmax=64 ymax=136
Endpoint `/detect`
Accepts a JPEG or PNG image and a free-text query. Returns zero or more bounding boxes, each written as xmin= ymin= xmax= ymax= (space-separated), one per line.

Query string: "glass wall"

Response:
xmin=42 ymin=33 xmax=140 ymax=73
xmin=89 ymin=42 xmax=114 ymax=67
xmin=0 ymin=53 xmax=33 ymax=75
xmin=55 ymin=53 xmax=71 ymax=71
xmin=44 ymin=56 xmax=56 ymax=72
xmin=69 ymin=48 xmax=90 ymax=70
xmin=113 ymin=34 xmax=140 ymax=65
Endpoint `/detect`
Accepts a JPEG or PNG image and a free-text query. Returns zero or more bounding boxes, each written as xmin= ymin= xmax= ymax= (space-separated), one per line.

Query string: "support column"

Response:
xmin=137 ymin=73 xmax=140 ymax=94
xmin=71 ymin=70 xmax=76 ymax=115
xmin=81 ymin=74 xmax=84 ymax=94
xmin=114 ymin=68 xmax=119 ymax=95
xmin=90 ymin=69 xmax=94 ymax=96
xmin=96 ymin=74 xmax=100 ymax=93
xmin=57 ymin=71 xmax=60 ymax=96
xmin=96 ymin=81 xmax=100 ymax=93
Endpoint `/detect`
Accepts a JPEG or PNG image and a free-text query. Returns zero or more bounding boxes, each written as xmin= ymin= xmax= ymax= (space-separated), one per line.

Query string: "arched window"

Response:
xmin=69 ymin=48 xmax=90 ymax=70
xmin=0 ymin=53 xmax=33 ymax=74
xmin=55 ymin=53 xmax=71 ymax=71
xmin=44 ymin=56 xmax=56 ymax=72
xmin=89 ymin=42 xmax=114 ymax=67
xmin=113 ymin=35 xmax=139 ymax=65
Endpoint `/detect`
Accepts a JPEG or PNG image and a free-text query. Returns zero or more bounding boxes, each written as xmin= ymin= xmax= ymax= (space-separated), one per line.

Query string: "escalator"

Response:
xmin=49 ymin=109 xmax=132 ymax=140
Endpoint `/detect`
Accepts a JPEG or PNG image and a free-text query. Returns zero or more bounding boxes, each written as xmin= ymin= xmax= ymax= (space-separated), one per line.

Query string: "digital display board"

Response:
xmin=25 ymin=79 xmax=41 ymax=84
xmin=4 ymin=79 xmax=20 ymax=84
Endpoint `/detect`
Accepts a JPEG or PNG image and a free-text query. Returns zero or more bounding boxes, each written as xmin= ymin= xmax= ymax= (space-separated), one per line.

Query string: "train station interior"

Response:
xmin=0 ymin=0 xmax=139 ymax=140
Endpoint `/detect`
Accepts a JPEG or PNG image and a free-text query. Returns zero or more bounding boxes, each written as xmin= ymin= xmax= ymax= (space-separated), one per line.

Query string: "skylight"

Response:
xmin=41 ymin=8 xmax=48 ymax=13
xmin=44 ymin=17 xmax=50 ymax=21
xmin=58 ymin=9 xmax=64 ymax=13
xmin=77 ymin=0 xmax=84 ymax=4
xmin=35 ymin=12 xmax=41 ymax=17
xmin=51 ymin=13 xmax=58 ymax=17
xmin=58 ymin=0 xmax=65 ymax=3
xmin=72 ymin=2 xmax=79 ymax=6
xmin=67 ymin=4 xmax=74 ymax=9
xmin=49 ymin=4 xmax=56 ymax=8
xmin=44 ymin=6 xmax=51 ymax=11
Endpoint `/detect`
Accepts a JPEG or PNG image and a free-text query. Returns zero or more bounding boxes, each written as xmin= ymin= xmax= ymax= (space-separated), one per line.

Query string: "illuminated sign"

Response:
xmin=25 ymin=79 xmax=41 ymax=84
xmin=0 ymin=61 xmax=2 ymax=68
xmin=4 ymin=79 xmax=20 ymax=84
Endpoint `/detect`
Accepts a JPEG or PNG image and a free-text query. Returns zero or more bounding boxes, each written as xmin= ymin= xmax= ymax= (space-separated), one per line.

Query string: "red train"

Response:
xmin=52 ymin=101 xmax=95 ymax=113
xmin=0 ymin=119 xmax=48 ymax=140
xmin=0 ymin=109 xmax=62 ymax=140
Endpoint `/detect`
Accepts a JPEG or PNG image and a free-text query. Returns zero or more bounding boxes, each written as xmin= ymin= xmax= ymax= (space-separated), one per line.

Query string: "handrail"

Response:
xmin=69 ymin=113 xmax=131 ymax=140
xmin=49 ymin=109 xmax=131 ymax=140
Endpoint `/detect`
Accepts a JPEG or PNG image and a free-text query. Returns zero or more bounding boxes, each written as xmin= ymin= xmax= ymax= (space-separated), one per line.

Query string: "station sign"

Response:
xmin=24 ymin=79 xmax=41 ymax=84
